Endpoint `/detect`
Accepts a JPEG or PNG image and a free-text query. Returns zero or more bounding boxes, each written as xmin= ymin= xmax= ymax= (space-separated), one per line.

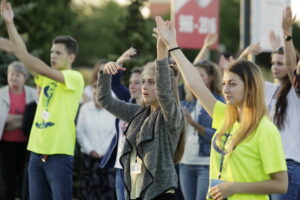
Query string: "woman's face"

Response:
xmin=196 ymin=67 xmax=212 ymax=89
xmin=129 ymin=72 xmax=142 ymax=100
xmin=7 ymin=67 xmax=26 ymax=90
xmin=222 ymin=71 xmax=245 ymax=107
xmin=271 ymin=54 xmax=288 ymax=80
xmin=141 ymin=72 xmax=158 ymax=105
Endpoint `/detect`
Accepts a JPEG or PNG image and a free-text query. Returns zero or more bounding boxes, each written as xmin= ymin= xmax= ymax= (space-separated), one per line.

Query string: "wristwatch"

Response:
xmin=285 ymin=35 xmax=292 ymax=41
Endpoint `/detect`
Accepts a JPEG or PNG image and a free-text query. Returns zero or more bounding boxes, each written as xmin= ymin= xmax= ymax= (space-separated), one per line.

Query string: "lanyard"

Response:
xmin=213 ymin=132 xmax=231 ymax=179
xmin=218 ymin=133 xmax=230 ymax=179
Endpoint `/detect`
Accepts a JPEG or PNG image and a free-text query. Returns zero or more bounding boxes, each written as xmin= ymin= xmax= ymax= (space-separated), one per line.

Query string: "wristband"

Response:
xmin=285 ymin=35 xmax=292 ymax=41
xmin=168 ymin=47 xmax=181 ymax=54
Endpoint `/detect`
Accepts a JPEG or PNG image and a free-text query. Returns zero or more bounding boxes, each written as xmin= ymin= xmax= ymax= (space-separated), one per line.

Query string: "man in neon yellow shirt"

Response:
xmin=0 ymin=1 xmax=84 ymax=199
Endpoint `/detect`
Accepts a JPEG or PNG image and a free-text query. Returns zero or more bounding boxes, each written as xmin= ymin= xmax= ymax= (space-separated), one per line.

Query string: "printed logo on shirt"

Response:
xmin=35 ymin=82 xmax=57 ymax=129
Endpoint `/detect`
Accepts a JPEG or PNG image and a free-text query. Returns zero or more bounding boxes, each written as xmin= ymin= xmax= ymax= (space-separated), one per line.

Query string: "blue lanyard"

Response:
xmin=212 ymin=132 xmax=231 ymax=179
xmin=218 ymin=133 xmax=230 ymax=179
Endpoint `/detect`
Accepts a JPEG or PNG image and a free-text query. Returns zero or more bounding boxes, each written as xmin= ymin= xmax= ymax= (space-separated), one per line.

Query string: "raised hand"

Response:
xmin=155 ymin=16 xmax=177 ymax=49
xmin=152 ymin=27 xmax=158 ymax=39
xmin=269 ymin=30 xmax=281 ymax=51
xmin=116 ymin=47 xmax=137 ymax=66
xmin=155 ymin=28 xmax=168 ymax=60
xmin=244 ymin=43 xmax=261 ymax=55
xmin=282 ymin=6 xmax=296 ymax=35
xmin=0 ymin=0 xmax=14 ymax=23
xmin=103 ymin=61 xmax=126 ymax=75
xmin=0 ymin=37 xmax=16 ymax=53
xmin=218 ymin=55 xmax=234 ymax=71
xmin=204 ymin=33 xmax=218 ymax=48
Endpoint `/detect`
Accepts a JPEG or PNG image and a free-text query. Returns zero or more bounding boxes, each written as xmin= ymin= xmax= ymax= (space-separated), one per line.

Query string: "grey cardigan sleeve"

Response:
xmin=155 ymin=58 xmax=184 ymax=129
xmin=96 ymin=72 xmax=140 ymax=123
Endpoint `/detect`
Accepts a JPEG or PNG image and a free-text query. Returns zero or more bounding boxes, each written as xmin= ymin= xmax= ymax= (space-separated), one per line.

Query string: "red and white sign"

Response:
xmin=172 ymin=0 xmax=219 ymax=49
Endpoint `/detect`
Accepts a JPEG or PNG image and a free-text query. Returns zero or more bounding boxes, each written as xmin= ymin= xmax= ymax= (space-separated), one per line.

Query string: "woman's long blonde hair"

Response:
xmin=143 ymin=61 xmax=185 ymax=163
xmin=216 ymin=60 xmax=268 ymax=152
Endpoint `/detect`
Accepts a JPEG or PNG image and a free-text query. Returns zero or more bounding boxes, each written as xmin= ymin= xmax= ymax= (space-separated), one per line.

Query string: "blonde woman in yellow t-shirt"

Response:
xmin=155 ymin=16 xmax=288 ymax=200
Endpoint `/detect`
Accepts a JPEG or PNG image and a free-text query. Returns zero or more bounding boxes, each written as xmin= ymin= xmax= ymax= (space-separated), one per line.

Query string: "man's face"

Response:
xmin=50 ymin=43 xmax=74 ymax=70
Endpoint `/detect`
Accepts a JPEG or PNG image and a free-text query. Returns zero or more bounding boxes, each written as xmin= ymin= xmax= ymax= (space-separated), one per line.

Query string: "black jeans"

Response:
xmin=0 ymin=141 xmax=27 ymax=200
xmin=135 ymin=192 xmax=178 ymax=200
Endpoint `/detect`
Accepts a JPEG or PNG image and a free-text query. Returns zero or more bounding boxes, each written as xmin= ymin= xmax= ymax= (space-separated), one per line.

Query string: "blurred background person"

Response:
xmin=0 ymin=61 xmax=37 ymax=200
xmin=77 ymin=82 xmax=117 ymax=200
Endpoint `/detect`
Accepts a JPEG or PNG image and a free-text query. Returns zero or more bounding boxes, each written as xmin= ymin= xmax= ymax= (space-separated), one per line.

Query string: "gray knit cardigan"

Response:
xmin=97 ymin=58 xmax=184 ymax=200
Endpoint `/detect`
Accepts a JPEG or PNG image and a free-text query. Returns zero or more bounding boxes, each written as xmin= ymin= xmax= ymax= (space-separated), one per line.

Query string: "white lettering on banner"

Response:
xmin=179 ymin=14 xmax=194 ymax=33
xmin=179 ymin=14 xmax=217 ymax=34
xmin=198 ymin=17 xmax=217 ymax=34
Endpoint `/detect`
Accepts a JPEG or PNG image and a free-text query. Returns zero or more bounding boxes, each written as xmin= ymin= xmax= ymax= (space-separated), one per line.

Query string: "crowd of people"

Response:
xmin=0 ymin=0 xmax=299 ymax=199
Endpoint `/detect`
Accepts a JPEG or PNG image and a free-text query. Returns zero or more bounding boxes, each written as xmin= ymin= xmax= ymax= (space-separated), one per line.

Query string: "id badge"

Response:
xmin=208 ymin=179 xmax=226 ymax=199
xmin=42 ymin=110 xmax=50 ymax=120
xmin=131 ymin=161 xmax=142 ymax=174
xmin=210 ymin=179 xmax=225 ymax=187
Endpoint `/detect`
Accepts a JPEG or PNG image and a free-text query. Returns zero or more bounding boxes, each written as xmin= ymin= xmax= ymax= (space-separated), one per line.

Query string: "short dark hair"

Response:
xmin=52 ymin=36 xmax=78 ymax=55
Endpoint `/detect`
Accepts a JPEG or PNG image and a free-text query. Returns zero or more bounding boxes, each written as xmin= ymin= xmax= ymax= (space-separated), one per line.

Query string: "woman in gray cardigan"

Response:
xmin=97 ymin=38 xmax=185 ymax=200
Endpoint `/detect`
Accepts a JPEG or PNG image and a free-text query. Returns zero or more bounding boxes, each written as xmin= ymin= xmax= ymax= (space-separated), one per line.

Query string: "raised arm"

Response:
xmin=155 ymin=16 xmax=216 ymax=117
xmin=96 ymin=62 xmax=140 ymax=123
xmin=237 ymin=43 xmax=261 ymax=60
xmin=1 ymin=0 xmax=27 ymax=52
xmin=0 ymin=38 xmax=65 ymax=83
xmin=193 ymin=33 xmax=218 ymax=64
xmin=112 ymin=47 xmax=136 ymax=101
xmin=282 ymin=6 xmax=297 ymax=82
xmin=155 ymin=35 xmax=183 ymax=126
xmin=269 ymin=30 xmax=282 ymax=52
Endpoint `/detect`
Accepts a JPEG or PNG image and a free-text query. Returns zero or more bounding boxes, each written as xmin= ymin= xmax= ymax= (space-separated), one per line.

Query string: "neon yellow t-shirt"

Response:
xmin=27 ymin=70 xmax=84 ymax=156
xmin=208 ymin=101 xmax=287 ymax=200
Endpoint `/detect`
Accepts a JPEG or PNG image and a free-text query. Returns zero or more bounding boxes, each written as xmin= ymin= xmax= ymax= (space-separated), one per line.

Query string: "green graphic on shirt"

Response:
xmin=35 ymin=82 xmax=57 ymax=129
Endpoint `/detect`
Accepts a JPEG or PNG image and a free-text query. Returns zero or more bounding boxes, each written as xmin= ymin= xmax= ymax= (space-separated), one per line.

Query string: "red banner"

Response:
xmin=174 ymin=0 xmax=219 ymax=49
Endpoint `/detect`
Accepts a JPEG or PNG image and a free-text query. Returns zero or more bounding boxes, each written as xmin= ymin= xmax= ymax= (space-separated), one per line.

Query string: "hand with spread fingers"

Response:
xmin=116 ymin=47 xmax=137 ymax=66
xmin=282 ymin=6 xmax=296 ymax=36
xmin=155 ymin=16 xmax=178 ymax=49
xmin=103 ymin=61 xmax=126 ymax=75
xmin=0 ymin=0 xmax=14 ymax=23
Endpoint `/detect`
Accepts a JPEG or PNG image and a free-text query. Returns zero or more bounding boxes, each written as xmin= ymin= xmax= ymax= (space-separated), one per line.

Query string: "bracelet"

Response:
xmin=285 ymin=35 xmax=292 ymax=41
xmin=168 ymin=47 xmax=181 ymax=54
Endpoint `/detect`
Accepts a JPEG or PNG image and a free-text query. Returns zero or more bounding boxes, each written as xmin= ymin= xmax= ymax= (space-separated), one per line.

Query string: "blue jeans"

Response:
xmin=272 ymin=159 xmax=300 ymax=200
xmin=179 ymin=164 xmax=209 ymax=200
xmin=28 ymin=152 xmax=73 ymax=200
xmin=115 ymin=168 xmax=125 ymax=200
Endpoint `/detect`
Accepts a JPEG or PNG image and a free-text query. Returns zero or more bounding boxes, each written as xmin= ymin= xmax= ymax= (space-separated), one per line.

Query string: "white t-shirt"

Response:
xmin=114 ymin=120 xmax=128 ymax=169
xmin=264 ymin=82 xmax=300 ymax=163
xmin=76 ymin=101 xmax=116 ymax=156
xmin=180 ymin=101 xmax=210 ymax=165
